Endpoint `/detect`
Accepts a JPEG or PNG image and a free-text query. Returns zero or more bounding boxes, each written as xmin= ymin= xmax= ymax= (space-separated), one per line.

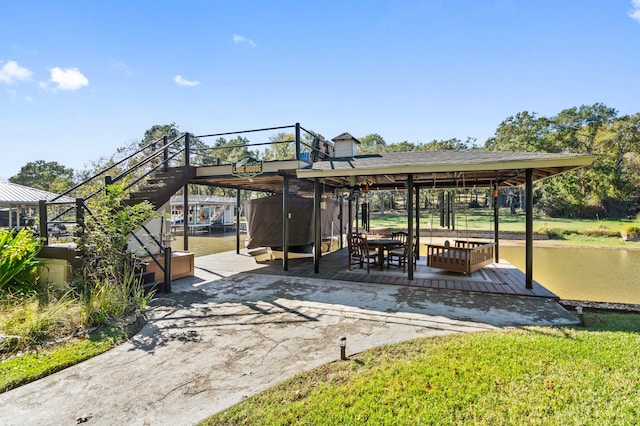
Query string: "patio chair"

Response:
xmin=387 ymin=235 xmax=418 ymax=272
xmin=348 ymin=233 xmax=378 ymax=273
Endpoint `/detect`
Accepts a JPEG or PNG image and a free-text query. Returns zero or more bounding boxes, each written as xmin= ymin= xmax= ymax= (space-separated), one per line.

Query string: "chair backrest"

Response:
xmin=349 ymin=233 xmax=364 ymax=257
xmin=392 ymin=231 xmax=408 ymax=246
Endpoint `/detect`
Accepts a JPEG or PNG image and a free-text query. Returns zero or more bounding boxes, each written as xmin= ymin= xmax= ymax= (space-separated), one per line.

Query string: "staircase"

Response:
xmin=126 ymin=165 xmax=196 ymax=208
xmin=39 ymin=133 xmax=195 ymax=294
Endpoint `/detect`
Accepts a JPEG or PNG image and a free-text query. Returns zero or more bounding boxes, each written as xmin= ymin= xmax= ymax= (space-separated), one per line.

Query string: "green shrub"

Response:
xmin=536 ymin=226 xmax=569 ymax=239
xmin=0 ymin=229 xmax=42 ymax=298
xmin=621 ymin=225 xmax=640 ymax=241
xmin=581 ymin=226 xmax=620 ymax=238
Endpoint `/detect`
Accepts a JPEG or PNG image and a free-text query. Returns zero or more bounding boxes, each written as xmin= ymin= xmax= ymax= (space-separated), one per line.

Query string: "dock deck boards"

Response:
xmin=250 ymin=248 xmax=558 ymax=299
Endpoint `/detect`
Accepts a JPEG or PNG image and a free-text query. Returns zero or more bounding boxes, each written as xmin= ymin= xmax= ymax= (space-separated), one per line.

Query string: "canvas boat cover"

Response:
xmin=244 ymin=194 xmax=346 ymax=251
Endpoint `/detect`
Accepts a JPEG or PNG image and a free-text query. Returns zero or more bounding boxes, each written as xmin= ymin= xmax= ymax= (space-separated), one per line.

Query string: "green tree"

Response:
xmin=384 ymin=141 xmax=417 ymax=152
xmin=10 ymin=161 xmax=75 ymax=193
xmin=359 ymin=134 xmax=387 ymax=154
xmin=263 ymin=132 xmax=295 ymax=160
xmin=552 ymin=103 xmax=617 ymax=154
xmin=485 ymin=111 xmax=554 ymax=152
xmin=420 ymin=138 xmax=469 ymax=151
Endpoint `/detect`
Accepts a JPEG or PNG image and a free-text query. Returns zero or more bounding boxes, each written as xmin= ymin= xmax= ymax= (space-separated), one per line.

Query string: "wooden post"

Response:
xmin=314 ymin=178 xmax=321 ymax=273
xmin=164 ymin=246 xmax=172 ymax=294
xmin=525 ymin=169 xmax=534 ymax=289
xmin=347 ymin=193 xmax=353 ymax=236
xmin=236 ymin=189 xmax=241 ymax=254
xmin=339 ymin=192 xmax=344 ymax=249
xmin=282 ymin=175 xmax=290 ymax=271
xmin=38 ymin=200 xmax=48 ymax=246
xmin=415 ymin=185 xmax=420 ymax=259
xmin=493 ymin=181 xmax=500 ymax=263
xmin=75 ymin=198 xmax=85 ymax=240
xmin=183 ymin=133 xmax=190 ymax=251
xmin=407 ymin=174 xmax=414 ymax=280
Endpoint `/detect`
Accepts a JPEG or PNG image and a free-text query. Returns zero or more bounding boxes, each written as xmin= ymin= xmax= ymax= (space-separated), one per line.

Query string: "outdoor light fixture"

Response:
xmin=575 ymin=306 xmax=585 ymax=326
xmin=339 ymin=336 xmax=347 ymax=361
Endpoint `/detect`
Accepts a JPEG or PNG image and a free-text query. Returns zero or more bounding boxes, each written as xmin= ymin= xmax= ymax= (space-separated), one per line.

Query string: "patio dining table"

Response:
xmin=366 ymin=238 xmax=402 ymax=270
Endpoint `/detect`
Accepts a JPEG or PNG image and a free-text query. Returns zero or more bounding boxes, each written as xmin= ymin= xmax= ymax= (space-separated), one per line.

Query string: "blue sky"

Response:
xmin=1 ymin=0 xmax=639 ymax=180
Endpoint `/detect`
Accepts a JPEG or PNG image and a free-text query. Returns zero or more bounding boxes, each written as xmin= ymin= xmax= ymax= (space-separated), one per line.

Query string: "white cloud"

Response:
xmin=630 ymin=0 xmax=640 ymax=22
xmin=173 ymin=75 xmax=200 ymax=87
xmin=232 ymin=34 xmax=256 ymax=47
xmin=47 ymin=67 xmax=89 ymax=91
xmin=0 ymin=60 xmax=33 ymax=84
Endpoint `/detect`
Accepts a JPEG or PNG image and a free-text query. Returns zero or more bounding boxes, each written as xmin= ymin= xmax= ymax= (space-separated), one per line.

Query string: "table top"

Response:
xmin=367 ymin=238 xmax=401 ymax=246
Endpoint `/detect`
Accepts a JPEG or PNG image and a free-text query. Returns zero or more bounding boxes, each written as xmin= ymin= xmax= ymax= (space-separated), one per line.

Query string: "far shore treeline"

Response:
xmin=9 ymin=103 xmax=640 ymax=219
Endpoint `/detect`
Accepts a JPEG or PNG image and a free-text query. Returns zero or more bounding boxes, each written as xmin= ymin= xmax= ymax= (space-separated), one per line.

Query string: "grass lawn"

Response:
xmin=0 ymin=322 xmax=140 ymax=393
xmin=369 ymin=208 xmax=640 ymax=248
xmin=203 ymin=311 xmax=640 ymax=425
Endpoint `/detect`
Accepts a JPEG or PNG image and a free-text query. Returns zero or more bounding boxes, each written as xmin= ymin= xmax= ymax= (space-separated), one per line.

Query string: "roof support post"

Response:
xmin=282 ymin=175 xmax=290 ymax=271
xmin=525 ymin=168 xmax=534 ymax=289
xmin=236 ymin=189 xmax=241 ymax=254
xmin=338 ymin=192 xmax=344 ymax=249
xmin=182 ymin=182 xmax=189 ymax=251
xmin=493 ymin=181 xmax=500 ymax=263
xmin=415 ymin=184 xmax=420 ymax=259
xmin=347 ymin=192 xmax=353 ymax=236
xmin=313 ymin=178 xmax=321 ymax=273
xmin=407 ymin=174 xmax=414 ymax=280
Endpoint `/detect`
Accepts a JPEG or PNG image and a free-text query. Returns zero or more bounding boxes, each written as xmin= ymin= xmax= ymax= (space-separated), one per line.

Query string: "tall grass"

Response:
xmin=77 ymin=266 xmax=151 ymax=327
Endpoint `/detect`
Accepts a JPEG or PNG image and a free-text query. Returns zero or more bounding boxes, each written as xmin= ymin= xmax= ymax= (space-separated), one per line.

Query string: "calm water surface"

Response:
xmin=174 ymin=234 xmax=640 ymax=305
xmin=500 ymin=246 xmax=640 ymax=305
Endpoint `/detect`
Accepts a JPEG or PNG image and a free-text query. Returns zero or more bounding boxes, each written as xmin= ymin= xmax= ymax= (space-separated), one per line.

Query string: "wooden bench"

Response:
xmin=426 ymin=240 xmax=495 ymax=275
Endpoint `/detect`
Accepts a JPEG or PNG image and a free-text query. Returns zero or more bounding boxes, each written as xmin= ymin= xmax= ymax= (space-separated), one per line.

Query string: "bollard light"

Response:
xmin=575 ymin=306 xmax=585 ymax=326
xmin=339 ymin=336 xmax=347 ymax=361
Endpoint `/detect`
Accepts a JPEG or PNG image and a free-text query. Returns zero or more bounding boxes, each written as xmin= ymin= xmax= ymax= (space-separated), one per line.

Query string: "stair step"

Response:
xmin=124 ymin=198 xmax=155 ymax=207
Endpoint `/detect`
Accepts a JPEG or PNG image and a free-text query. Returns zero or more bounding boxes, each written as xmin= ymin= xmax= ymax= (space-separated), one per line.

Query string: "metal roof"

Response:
xmin=0 ymin=180 xmax=75 ymax=207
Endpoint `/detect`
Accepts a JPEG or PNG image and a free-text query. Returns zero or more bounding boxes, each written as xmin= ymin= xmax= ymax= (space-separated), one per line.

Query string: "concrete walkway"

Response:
xmin=0 ymin=252 xmax=578 ymax=425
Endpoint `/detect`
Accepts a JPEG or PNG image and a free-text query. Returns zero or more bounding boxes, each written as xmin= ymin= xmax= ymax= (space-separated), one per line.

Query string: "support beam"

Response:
xmin=525 ymin=169 xmax=534 ymax=290
xmin=38 ymin=200 xmax=48 ymax=245
xmin=182 ymin=185 xmax=189 ymax=251
xmin=415 ymin=185 xmax=420 ymax=259
xmin=338 ymin=192 xmax=344 ymax=249
xmin=182 ymin=133 xmax=191 ymax=251
xmin=236 ymin=189 xmax=241 ymax=254
xmin=347 ymin=193 xmax=353 ymax=236
xmin=313 ymin=178 xmax=321 ymax=273
xmin=407 ymin=174 xmax=414 ymax=280
xmin=493 ymin=181 xmax=499 ymax=263
xmin=282 ymin=175 xmax=290 ymax=271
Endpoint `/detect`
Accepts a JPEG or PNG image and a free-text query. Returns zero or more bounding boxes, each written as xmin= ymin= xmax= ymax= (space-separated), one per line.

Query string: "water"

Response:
xmin=170 ymin=233 xmax=246 ymax=258
xmin=500 ymin=246 xmax=640 ymax=305
xmin=173 ymin=234 xmax=640 ymax=305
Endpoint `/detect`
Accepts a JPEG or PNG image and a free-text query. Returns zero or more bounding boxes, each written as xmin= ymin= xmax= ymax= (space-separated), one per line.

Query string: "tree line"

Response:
xmin=10 ymin=103 xmax=640 ymax=218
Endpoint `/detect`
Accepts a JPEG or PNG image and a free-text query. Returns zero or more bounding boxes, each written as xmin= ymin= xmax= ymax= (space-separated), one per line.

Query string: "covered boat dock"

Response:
xmin=180 ymin=126 xmax=593 ymax=292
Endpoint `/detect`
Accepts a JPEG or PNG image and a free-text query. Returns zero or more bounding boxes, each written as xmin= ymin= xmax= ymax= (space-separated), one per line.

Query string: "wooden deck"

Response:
xmin=251 ymin=248 xmax=558 ymax=299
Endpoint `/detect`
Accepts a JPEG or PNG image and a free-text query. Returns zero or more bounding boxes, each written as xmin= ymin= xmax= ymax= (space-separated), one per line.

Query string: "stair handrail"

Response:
xmin=43 ymin=134 xmax=187 ymax=225
xmin=50 ymin=135 xmax=171 ymax=202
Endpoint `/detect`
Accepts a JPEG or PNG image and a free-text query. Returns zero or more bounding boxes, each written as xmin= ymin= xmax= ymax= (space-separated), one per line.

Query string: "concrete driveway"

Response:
xmin=0 ymin=255 xmax=578 ymax=425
